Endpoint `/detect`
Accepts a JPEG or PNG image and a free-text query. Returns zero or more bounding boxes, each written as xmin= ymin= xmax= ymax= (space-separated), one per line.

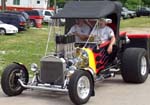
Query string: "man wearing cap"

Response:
xmin=68 ymin=19 xmax=91 ymax=42
xmin=91 ymin=18 xmax=116 ymax=54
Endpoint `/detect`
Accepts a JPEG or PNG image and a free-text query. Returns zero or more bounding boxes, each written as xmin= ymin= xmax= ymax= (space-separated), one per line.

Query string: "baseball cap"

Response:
xmin=99 ymin=18 xmax=112 ymax=23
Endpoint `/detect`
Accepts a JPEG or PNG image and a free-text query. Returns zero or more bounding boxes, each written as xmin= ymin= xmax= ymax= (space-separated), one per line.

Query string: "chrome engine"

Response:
xmin=40 ymin=35 xmax=89 ymax=85
xmin=55 ymin=34 xmax=75 ymax=58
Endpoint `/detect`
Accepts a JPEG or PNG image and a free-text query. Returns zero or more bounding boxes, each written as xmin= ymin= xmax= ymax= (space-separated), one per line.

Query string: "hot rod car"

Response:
xmin=1 ymin=1 xmax=149 ymax=105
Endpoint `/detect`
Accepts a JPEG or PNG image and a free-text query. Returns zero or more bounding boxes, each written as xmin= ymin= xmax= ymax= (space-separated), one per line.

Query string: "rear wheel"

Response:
xmin=68 ymin=70 xmax=93 ymax=105
xmin=121 ymin=48 xmax=148 ymax=83
xmin=0 ymin=28 xmax=6 ymax=35
xmin=1 ymin=63 xmax=29 ymax=96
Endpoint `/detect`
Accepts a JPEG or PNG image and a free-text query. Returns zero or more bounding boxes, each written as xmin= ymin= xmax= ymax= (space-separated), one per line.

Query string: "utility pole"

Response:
xmin=54 ymin=0 xmax=57 ymax=14
xmin=47 ymin=0 xmax=50 ymax=9
xmin=1 ymin=0 xmax=6 ymax=11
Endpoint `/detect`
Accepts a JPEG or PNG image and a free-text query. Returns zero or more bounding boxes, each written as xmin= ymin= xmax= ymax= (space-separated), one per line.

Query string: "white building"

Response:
xmin=0 ymin=0 xmax=49 ymax=10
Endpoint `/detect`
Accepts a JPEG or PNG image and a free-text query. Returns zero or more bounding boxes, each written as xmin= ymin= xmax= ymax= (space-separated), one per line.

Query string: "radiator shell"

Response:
xmin=40 ymin=56 xmax=66 ymax=85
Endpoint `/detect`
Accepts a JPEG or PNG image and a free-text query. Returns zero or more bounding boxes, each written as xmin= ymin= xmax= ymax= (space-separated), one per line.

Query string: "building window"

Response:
xmin=37 ymin=0 xmax=40 ymax=4
xmin=13 ymin=0 xmax=20 ymax=5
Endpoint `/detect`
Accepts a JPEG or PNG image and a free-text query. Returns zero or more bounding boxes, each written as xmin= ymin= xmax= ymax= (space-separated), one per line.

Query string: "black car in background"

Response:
xmin=0 ymin=13 xmax=27 ymax=31
xmin=3 ymin=11 xmax=30 ymax=28
xmin=136 ymin=7 xmax=150 ymax=17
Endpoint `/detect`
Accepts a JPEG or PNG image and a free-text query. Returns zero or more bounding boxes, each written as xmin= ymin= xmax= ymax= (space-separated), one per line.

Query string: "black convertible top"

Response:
xmin=52 ymin=1 xmax=122 ymax=19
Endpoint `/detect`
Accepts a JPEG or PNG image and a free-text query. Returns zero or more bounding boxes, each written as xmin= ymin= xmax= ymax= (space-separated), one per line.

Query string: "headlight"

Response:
xmin=31 ymin=63 xmax=38 ymax=72
xmin=66 ymin=69 xmax=75 ymax=77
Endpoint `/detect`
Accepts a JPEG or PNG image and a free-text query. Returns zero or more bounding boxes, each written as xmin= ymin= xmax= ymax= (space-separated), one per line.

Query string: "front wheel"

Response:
xmin=121 ymin=48 xmax=149 ymax=83
xmin=0 ymin=28 xmax=6 ymax=35
xmin=68 ymin=70 xmax=93 ymax=105
xmin=1 ymin=63 xmax=29 ymax=96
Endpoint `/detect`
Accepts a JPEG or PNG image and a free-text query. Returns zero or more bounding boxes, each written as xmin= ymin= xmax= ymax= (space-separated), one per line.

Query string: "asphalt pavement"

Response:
xmin=0 ymin=75 xmax=150 ymax=105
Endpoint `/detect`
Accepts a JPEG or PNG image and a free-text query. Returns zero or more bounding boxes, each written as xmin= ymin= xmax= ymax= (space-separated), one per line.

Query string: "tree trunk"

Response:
xmin=1 ymin=0 xmax=6 ymax=11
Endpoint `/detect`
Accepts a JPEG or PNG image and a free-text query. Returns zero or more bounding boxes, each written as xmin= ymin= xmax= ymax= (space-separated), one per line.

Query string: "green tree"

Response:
xmin=142 ymin=0 xmax=150 ymax=6
xmin=48 ymin=0 xmax=66 ymax=8
xmin=118 ymin=0 xmax=128 ymax=6
xmin=1 ymin=0 xmax=7 ymax=10
xmin=57 ymin=0 xmax=66 ymax=8
xmin=125 ymin=0 xmax=141 ymax=9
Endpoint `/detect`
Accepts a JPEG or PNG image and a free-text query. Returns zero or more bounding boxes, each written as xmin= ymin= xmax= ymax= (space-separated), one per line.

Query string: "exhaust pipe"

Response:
xmin=103 ymin=73 xmax=115 ymax=78
xmin=18 ymin=79 xmax=68 ymax=92
xmin=95 ymin=73 xmax=115 ymax=83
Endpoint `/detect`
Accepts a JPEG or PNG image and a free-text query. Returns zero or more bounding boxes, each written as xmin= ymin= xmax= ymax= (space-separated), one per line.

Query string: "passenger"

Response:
xmin=91 ymin=18 xmax=116 ymax=54
xmin=68 ymin=19 xmax=91 ymax=42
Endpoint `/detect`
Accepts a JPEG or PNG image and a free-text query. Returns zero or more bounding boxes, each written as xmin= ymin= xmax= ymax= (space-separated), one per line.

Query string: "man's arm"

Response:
xmin=75 ymin=32 xmax=89 ymax=40
xmin=67 ymin=25 xmax=77 ymax=35
xmin=107 ymin=35 xmax=116 ymax=54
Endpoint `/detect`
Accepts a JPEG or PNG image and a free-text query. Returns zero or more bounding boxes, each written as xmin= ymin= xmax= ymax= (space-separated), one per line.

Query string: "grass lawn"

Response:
xmin=120 ymin=16 xmax=150 ymax=28
xmin=0 ymin=27 xmax=55 ymax=75
xmin=0 ymin=17 xmax=150 ymax=75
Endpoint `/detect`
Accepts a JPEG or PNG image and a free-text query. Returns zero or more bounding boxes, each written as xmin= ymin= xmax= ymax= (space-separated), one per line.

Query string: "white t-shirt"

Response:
xmin=68 ymin=24 xmax=91 ymax=42
xmin=91 ymin=26 xmax=114 ymax=43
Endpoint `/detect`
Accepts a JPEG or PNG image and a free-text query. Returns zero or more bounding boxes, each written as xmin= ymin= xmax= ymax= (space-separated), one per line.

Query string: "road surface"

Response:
xmin=0 ymin=75 xmax=149 ymax=105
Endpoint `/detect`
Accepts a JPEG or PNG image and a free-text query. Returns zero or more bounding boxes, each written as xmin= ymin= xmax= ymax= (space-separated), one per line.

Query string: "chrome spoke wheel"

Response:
xmin=1 ymin=63 xmax=29 ymax=96
xmin=77 ymin=76 xmax=90 ymax=99
xmin=141 ymin=56 xmax=147 ymax=76
xmin=9 ymin=69 xmax=23 ymax=91
xmin=68 ymin=70 xmax=92 ymax=105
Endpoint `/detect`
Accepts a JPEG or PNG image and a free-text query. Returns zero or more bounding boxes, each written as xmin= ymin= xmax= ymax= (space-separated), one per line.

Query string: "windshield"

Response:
xmin=122 ymin=7 xmax=128 ymax=11
xmin=50 ymin=10 xmax=54 ymax=16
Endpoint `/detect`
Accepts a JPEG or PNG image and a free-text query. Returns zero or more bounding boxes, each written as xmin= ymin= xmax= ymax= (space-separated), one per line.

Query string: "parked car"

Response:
xmin=42 ymin=10 xmax=54 ymax=23
xmin=122 ymin=7 xmax=136 ymax=18
xmin=33 ymin=9 xmax=55 ymax=24
xmin=0 ymin=20 xmax=18 ymax=35
xmin=121 ymin=11 xmax=128 ymax=19
xmin=24 ymin=10 xmax=43 ymax=28
xmin=0 ymin=13 xmax=27 ymax=31
xmin=35 ymin=9 xmax=65 ymax=25
xmin=136 ymin=7 xmax=150 ymax=17
xmin=3 ymin=11 xmax=30 ymax=29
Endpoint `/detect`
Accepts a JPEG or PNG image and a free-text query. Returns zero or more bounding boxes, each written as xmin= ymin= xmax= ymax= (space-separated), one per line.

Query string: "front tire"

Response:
xmin=121 ymin=48 xmax=148 ymax=83
xmin=0 ymin=28 xmax=6 ymax=35
xmin=1 ymin=63 xmax=29 ymax=96
xmin=68 ymin=70 xmax=93 ymax=105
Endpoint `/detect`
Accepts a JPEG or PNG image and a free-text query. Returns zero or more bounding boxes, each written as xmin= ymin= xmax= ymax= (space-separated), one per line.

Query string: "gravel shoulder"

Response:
xmin=121 ymin=27 xmax=150 ymax=34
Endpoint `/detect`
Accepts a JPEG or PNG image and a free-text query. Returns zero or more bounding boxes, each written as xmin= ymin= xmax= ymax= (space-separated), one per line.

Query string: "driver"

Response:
xmin=91 ymin=18 xmax=116 ymax=54
xmin=67 ymin=19 xmax=91 ymax=42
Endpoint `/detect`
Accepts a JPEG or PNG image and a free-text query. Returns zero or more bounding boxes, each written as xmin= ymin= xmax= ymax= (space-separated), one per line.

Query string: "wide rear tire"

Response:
xmin=68 ymin=70 xmax=93 ymax=105
xmin=121 ymin=48 xmax=148 ymax=83
xmin=1 ymin=63 xmax=29 ymax=96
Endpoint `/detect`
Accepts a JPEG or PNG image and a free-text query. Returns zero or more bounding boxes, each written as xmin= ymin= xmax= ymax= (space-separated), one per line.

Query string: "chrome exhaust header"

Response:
xmin=18 ymin=79 xmax=68 ymax=92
